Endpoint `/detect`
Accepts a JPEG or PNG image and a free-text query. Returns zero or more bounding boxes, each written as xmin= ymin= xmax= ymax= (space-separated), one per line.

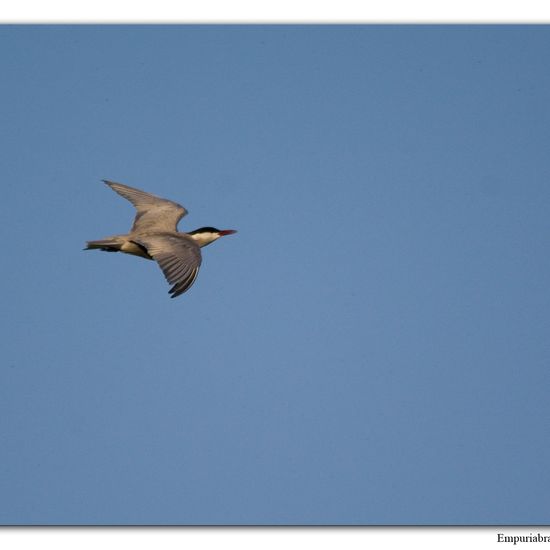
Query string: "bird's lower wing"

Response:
xmin=133 ymin=235 xmax=202 ymax=298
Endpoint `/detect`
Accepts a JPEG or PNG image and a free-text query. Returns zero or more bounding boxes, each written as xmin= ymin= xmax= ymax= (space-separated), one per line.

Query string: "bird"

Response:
xmin=85 ymin=180 xmax=237 ymax=298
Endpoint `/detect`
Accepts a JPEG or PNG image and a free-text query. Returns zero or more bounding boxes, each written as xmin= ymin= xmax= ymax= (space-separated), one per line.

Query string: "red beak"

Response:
xmin=218 ymin=229 xmax=237 ymax=236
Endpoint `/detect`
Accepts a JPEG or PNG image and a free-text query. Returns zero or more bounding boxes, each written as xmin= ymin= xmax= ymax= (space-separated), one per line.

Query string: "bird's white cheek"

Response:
xmin=192 ymin=233 xmax=220 ymax=247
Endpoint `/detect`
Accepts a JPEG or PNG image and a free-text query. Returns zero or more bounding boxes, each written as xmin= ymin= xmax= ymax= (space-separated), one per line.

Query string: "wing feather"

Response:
xmin=103 ymin=180 xmax=188 ymax=233
xmin=133 ymin=234 xmax=202 ymax=298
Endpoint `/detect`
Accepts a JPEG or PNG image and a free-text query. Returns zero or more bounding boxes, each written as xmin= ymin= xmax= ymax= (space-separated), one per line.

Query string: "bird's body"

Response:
xmin=85 ymin=180 xmax=236 ymax=298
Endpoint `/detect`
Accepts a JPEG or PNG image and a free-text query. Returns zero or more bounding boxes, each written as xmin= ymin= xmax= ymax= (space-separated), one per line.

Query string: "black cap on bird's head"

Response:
xmin=187 ymin=226 xmax=237 ymax=247
xmin=189 ymin=227 xmax=237 ymax=236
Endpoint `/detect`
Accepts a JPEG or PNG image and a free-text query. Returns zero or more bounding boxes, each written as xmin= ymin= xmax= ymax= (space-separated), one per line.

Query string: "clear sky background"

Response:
xmin=0 ymin=25 xmax=549 ymax=525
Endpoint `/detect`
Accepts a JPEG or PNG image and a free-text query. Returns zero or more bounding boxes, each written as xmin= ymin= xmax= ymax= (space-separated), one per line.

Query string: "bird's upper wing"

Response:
xmin=104 ymin=180 xmax=188 ymax=233
xmin=134 ymin=234 xmax=202 ymax=298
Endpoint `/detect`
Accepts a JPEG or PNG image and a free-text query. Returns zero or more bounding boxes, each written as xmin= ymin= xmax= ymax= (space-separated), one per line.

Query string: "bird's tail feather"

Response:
xmin=84 ymin=237 xmax=124 ymax=253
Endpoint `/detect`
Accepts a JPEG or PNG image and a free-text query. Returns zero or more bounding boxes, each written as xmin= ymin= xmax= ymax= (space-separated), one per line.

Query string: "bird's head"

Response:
xmin=188 ymin=227 xmax=237 ymax=247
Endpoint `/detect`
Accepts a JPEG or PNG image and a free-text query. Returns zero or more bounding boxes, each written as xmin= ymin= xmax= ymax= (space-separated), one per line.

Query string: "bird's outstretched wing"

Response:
xmin=103 ymin=180 xmax=188 ymax=233
xmin=134 ymin=234 xmax=202 ymax=298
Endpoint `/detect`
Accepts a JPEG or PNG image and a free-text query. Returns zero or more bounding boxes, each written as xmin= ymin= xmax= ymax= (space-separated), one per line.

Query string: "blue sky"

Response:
xmin=1 ymin=25 xmax=549 ymax=525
